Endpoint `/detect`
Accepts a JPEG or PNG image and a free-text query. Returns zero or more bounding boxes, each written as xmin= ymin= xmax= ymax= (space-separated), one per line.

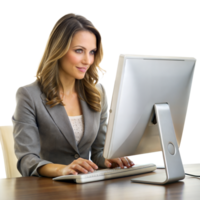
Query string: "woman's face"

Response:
xmin=59 ymin=30 xmax=97 ymax=80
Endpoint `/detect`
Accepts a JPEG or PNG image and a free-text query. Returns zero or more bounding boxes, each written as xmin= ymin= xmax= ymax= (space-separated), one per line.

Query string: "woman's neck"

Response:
xmin=59 ymin=69 xmax=76 ymax=99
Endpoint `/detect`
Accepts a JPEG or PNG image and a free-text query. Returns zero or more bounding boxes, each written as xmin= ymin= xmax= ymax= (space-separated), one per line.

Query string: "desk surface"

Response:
xmin=0 ymin=164 xmax=199 ymax=200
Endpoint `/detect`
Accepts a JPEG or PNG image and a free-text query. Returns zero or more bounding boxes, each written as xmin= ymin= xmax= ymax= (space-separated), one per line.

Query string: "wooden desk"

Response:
xmin=0 ymin=164 xmax=199 ymax=200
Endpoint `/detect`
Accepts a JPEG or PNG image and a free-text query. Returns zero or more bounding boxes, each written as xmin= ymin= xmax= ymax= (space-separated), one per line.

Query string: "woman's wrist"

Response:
xmin=56 ymin=164 xmax=68 ymax=176
xmin=38 ymin=163 xmax=67 ymax=177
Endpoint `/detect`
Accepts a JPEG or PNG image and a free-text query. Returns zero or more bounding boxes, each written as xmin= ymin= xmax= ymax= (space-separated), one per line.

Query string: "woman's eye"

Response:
xmin=76 ymin=49 xmax=82 ymax=53
xmin=75 ymin=49 xmax=96 ymax=55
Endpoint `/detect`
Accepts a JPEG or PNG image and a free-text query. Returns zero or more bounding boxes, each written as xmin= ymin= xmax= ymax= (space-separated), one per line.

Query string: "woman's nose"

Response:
xmin=82 ymin=53 xmax=93 ymax=65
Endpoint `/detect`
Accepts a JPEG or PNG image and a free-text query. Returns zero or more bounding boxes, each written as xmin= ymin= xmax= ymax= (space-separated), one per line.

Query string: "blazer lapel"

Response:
xmin=40 ymin=93 xmax=79 ymax=154
xmin=78 ymin=98 xmax=100 ymax=150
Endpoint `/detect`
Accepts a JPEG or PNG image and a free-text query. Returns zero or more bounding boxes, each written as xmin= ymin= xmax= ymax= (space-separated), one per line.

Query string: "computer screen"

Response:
xmin=103 ymin=55 xmax=196 ymax=184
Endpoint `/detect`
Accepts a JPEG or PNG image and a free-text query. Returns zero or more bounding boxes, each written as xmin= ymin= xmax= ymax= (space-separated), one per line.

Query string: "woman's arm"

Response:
xmin=91 ymin=83 xmax=108 ymax=168
xmin=37 ymin=163 xmax=67 ymax=177
xmin=13 ymin=86 xmax=52 ymax=176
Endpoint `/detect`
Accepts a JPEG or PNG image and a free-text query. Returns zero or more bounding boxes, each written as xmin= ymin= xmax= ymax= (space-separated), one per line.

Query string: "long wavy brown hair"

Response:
xmin=36 ymin=13 xmax=104 ymax=112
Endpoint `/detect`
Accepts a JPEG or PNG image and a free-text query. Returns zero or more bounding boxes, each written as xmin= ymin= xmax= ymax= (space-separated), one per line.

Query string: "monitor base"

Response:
xmin=131 ymin=171 xmax=168 ymax=184
xmin=131 ymin=104 xmax=185 ymax=184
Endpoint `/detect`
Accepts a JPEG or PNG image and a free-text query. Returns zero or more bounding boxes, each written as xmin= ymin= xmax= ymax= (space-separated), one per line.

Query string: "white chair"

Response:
xmin=0 ymin=126 xmax=21 ymax=178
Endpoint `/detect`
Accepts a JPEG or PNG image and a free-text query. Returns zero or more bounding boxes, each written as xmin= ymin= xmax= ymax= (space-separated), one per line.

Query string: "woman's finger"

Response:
xmin=71 ymin=164 xmax=88 ymax=174
xmin=126 ymin=157 xmax=135 ymax=166
xmin=86 ymin=160 xmax=98 ymax=170
xmin=104 ymin=159 xmax=112 ymax=168
xmin=113 ymin=158 xmax=124 ymax=169
xmin=77 ymin=158 xmax=98 ymax=170
xmin=79 ymin=161 xmax=96 ymax=172
xmin=121 ymin=157 xmax=130 ymax=168
xmin=68 ymin=168 xmax=78 ymax=175
xmin=61 ymin=166 xmax=78 ymax=176
xmin=125 ymin=157 xmax=133 ymax=167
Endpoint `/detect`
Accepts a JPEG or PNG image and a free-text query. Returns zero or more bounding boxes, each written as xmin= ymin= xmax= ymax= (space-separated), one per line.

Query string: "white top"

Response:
xmin=68 ymin=115 xmax=84 ymax=144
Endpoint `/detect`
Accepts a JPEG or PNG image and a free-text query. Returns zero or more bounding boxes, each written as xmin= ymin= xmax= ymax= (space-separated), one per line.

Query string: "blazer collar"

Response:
xmin=40 ymin=92 xmax=98 ymax=154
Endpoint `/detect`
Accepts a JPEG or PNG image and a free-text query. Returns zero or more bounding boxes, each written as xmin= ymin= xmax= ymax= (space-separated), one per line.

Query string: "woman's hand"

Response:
xmin=60 ymin=158 xmax=98 ymax=175
xmin=38 ymin=157 xmax=134 ymax=178
xmin=104 ymin=157 xmax=134 ymax=169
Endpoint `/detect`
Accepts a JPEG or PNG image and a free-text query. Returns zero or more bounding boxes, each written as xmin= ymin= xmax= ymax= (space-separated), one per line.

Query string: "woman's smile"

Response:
xmin=76 ymin=66 xmax=87 ymax=73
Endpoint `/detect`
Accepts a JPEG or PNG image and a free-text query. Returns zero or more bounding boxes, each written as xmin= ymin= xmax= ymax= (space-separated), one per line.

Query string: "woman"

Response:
xmin=12 ymin=13 xmax=134 ymax=177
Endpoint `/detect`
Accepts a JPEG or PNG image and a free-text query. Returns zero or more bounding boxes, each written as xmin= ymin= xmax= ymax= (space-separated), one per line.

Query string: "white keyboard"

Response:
xmin=53 ymin=163 xmax=156 ymax=183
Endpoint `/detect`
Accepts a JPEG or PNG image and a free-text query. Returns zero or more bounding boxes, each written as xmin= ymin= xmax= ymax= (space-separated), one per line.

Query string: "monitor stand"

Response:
xmin=131 ymin=103 xmax=185 ymax=184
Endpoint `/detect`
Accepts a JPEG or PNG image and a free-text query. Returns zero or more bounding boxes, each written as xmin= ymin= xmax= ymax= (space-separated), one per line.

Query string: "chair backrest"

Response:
xmin=0 ymin=126 xmax=21 ymax=178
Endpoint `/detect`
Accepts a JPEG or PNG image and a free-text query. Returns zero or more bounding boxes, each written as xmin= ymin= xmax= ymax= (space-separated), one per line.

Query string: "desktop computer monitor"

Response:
xmin=103 ymin=55 xmax=196 ymax=184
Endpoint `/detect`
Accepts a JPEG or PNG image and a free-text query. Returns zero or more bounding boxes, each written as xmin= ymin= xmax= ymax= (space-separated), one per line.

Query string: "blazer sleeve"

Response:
xmin=12 ymin=87 xmax=52 ymax=177
xmin=91 ymin=83 xmax=108 ymax=168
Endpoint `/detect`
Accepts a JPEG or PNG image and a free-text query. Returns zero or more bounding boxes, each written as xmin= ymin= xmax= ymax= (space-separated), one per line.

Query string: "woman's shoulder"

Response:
xmin=16 ymin=80 xmax=42 ymax=100
xmin=95 ymin=83 xmax=107 ymax=107
xmin=95 ymin=83 xmax=106 ymax=95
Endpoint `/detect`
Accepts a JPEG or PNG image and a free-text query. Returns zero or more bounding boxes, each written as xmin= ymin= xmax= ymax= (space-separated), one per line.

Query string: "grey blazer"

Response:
xmin=12 ymin=80 xmax=108 ymax=177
